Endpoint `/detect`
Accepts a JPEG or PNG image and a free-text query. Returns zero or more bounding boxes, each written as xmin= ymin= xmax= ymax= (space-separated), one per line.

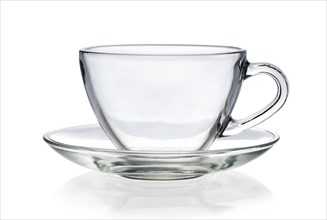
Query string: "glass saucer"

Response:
xmin=43 ymin=125 xmax=279 ymax=181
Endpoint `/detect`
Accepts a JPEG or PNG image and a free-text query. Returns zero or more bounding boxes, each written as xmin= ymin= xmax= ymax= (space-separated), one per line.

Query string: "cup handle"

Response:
xmin=223 ymin=62 xmax=289 ymax=136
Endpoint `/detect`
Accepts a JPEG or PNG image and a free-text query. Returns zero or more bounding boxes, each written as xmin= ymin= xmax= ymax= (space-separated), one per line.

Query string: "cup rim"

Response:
xmin=79 ymin=44 xmax=246 ymax=56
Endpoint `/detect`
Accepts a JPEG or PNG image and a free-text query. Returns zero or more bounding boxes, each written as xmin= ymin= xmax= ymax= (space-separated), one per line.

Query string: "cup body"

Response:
xmin=80 ymin=45 xmax=247 ymax=151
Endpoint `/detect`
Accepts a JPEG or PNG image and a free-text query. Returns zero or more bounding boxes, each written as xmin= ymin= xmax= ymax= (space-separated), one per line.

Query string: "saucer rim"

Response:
xmin=43 ymin=124 xmax=279 ymax=156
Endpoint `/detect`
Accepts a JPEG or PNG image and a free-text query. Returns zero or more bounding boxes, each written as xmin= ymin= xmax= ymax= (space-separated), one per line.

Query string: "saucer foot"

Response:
xmin=95 ymin=162 xmax=208 ymax=180
xmin=120 ymin=172 xmax=204 ymax=181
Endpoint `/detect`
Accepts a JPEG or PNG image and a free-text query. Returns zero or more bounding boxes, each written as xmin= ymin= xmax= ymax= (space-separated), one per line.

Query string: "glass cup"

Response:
xmin=79 ymin=44 xmax=288 ymax=151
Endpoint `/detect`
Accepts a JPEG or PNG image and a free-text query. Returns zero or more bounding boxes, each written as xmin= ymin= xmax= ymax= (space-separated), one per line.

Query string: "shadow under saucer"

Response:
xmin=52 ymin=171 xmax=274 ymax=218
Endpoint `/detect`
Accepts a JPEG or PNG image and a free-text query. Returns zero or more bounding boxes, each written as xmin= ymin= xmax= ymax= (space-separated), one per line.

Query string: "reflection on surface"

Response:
xmin=53 ymin=171 xmax=273 ymax=218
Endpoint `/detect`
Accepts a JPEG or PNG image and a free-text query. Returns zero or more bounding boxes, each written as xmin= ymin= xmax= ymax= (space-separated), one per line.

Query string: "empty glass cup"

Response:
xmin=79 ymin=44 xmax=288 ymax=151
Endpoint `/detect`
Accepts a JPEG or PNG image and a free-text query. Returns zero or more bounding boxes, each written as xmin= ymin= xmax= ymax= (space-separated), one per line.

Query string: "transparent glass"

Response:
xmin=43 ymin=125 xmax=279 ymax=180
xmin=79 ymin=44 xmax=288 ymax=151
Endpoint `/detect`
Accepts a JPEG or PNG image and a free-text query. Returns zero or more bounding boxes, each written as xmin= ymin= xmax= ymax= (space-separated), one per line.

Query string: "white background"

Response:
xmin=1 ymin=1 xmax=326 ymax=219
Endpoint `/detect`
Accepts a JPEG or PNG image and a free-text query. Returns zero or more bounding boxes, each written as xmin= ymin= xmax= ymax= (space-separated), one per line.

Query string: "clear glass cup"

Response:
xmin=79 ymin=44 xmax=289 ymax=151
